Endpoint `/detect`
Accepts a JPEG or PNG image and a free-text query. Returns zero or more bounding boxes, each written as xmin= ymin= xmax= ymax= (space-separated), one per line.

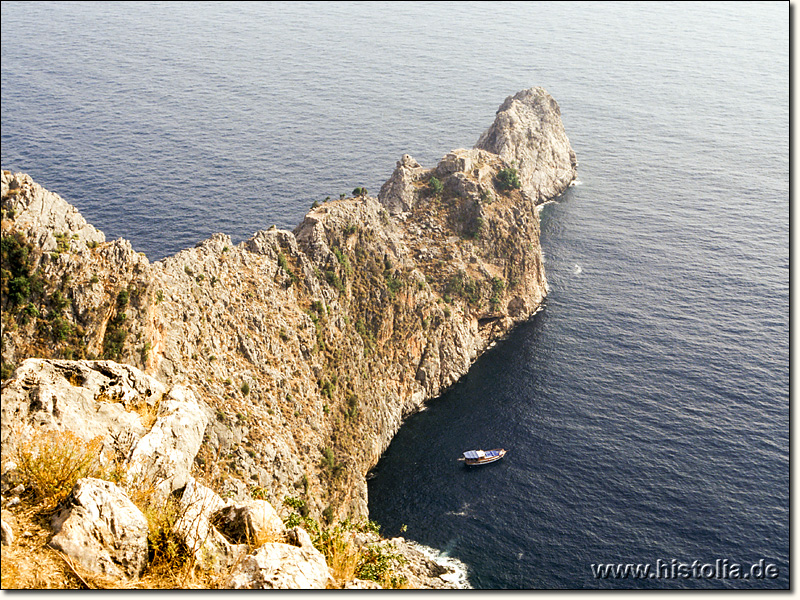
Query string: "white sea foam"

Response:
xmin=445 ymin=500 xmax=470 ymax=517
xmin=570 ymin=179 xmax=583 ymax=186
xmin=404 ymin=540 xmax=472 ymax=589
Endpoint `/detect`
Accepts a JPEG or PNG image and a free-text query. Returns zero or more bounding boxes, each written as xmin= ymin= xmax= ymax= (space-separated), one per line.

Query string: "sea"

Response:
xmin=0 ymin=1 xmax=788 ymax=590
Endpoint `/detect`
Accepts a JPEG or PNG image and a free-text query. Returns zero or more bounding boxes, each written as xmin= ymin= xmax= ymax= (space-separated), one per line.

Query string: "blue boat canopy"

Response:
xmin=463 ymin=450 xmax=501 ymax=459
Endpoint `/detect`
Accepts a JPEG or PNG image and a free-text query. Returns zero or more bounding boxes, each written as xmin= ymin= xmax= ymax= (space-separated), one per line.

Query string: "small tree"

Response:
xmin=428 ymin=176 xmax=443 ymax=196
xmin=496 ymin=167 xmax=521 ymax=191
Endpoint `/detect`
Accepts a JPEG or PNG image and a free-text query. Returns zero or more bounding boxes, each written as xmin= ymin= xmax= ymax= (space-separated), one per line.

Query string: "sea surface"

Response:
xmin=1 ymin=1 xmax=788 ymax=589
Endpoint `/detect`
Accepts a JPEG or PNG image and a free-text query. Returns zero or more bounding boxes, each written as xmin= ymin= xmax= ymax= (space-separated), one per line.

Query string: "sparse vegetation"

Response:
xmin=102 ymin=289 xmax=130 ymax=360
xmin=490 ymin=276 xmax=505 ymax=311
xmin=282 ymin=499 xmax=407 ymax=588
xmin=345 ymin=394 xmax=359 ymax=420
xmin=495 ymin=166 xmax=521 ymax=191
xmin=1 ymin=231 xmax=42 ymax=309
xmin=320 ymin=446 xmax=344 ymax=479
xmin=444 ymin=270 xmax=481 ymax=305
xmin=277 ymin=252 xmax=299 ymax=285
xmin=470 ymin=216 xmax=485 ymax=239
xmin=428 ymin=176 xmax=443 ymax=196
xmin=13 ymin=430 xmax=106 ymax=511
xmin=325 ymin=269 xmax=344 ymax=294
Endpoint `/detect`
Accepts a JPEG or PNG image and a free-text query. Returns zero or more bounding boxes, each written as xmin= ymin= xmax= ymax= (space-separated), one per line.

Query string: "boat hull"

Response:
xmin=463 ymin=448 xmax=506 ymax=466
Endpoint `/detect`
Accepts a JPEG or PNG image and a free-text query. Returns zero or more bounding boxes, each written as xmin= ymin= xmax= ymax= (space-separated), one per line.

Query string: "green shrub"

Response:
xmin=277 ymin=252 xmax=299 ymax=285
xmin=470 ymin=216 xmax=485 ymax=240
xmin=356 ymin=544 xmax=408 ymax=588
xmin=445 ymin=271 xmax=481 ymax=305
xmin=490 ymin=276 xmax=505 ymax=311
xmin=1 ymin=360 xmax=15 ymax=381
xmin=1 ymin=231 xmax=41 ymax=309
xmin=332 ymin=246 xmax=352 ymax=277
xmin=345 ymin=394 xmax=359 ymax=420
xmin=102 ymin=289 xmax=131 ymax=360
xmin=325 ymin=270 xmax=344 ymax=294
xmin=352 ymin=187 xmax=367 ymax=197
xmin=496 ymin=167 xmax=521 ymax=191
xmin=428 ymin=176 xmax=443 ymax=195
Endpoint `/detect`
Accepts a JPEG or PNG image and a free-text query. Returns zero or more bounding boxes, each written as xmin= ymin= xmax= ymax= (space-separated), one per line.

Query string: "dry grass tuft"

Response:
xmin=326 ymin=534 xmax=360 ymax=586
xmin=13 ymin=430 xmax=105 ymax=510
xmin=4 ymin=432 xmax=235 ymax=589
xmin=0 ymin=503 xmax=83 ymax=589
xmin=131 ymin=397 xmax=160 ymax=430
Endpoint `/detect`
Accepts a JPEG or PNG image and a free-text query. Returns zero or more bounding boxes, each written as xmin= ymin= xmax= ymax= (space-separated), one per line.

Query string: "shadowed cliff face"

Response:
xmin=0 ymin=88 xmax=576 ymax=521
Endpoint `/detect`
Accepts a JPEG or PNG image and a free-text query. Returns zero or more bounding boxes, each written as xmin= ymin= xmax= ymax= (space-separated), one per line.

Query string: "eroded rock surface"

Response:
xmin=1 ymin=89 xmax=576 ymax=588
xmin=0 ymin=358 xmax=165 ymax=456
xmin=476 ymin=87 xmax=577 ymax=203
xmin=227 ymin=526 xmax=332 ymax=589
xmin=49 ymin=478 xmax=149 ymax=580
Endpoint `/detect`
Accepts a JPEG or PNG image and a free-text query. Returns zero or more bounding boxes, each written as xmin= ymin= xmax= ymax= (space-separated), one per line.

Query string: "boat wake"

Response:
xmin=445 ymin=501 xmax=471 ymax=517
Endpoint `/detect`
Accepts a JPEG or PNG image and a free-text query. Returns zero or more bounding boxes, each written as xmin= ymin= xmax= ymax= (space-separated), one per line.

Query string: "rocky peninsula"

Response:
xmin=0 ymin=88 xmax=576 ymax=588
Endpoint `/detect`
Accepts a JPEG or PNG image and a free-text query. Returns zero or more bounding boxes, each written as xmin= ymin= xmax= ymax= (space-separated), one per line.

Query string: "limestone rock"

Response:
xmin=0 ymin=359 xmax=164 ymax=454
xmin=475 ymin=87 xmax=577 ymax=203
xmin=49 ymin=478 xmax=148 ymax=580
xmin=345 ymin=578 xmax=383 ymax=589
xmin=378 ymin=154 xmax=430 ymax=215
xmin=126 ymin=385 xmax=208 ymax=498
xmin=174 ymin=477 xmax=248 ymax=571
xmin=1 ymin=91 xmax=576 ymax=581
xmin=212 ymin=499 xmax=286 ymax=545
xmin=1 ymin=170 xmax=105 ymax=245
xmin=227 ymin=527 xmax=333 ymax=589
xmin=385 ymin=538 xmax=462 ymax=589
xmin=1 ymin=512 xmax=14 ymax=546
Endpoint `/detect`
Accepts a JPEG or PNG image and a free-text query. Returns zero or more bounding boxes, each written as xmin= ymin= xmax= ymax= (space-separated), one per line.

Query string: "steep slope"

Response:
xmin=1 ymin=88 xmax=576 ymax=523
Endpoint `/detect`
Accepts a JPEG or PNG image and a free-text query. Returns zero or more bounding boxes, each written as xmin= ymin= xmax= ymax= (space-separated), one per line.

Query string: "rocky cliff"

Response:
xmin=0 ymin=88 xmax=576 ymax=588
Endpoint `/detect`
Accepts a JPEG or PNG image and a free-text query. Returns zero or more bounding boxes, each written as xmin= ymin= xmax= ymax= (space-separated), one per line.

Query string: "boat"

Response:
xmin=459 ymin=449 xmax=506 ymax=466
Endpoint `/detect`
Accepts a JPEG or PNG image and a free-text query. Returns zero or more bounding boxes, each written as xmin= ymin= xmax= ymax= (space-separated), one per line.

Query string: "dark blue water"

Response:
xmin=1 ymin=1 xmax=788 ymax=589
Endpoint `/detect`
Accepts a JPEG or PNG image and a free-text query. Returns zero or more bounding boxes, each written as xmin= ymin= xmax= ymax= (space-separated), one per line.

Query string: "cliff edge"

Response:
xmin=0 ymin=88 xmax=575 ymax=588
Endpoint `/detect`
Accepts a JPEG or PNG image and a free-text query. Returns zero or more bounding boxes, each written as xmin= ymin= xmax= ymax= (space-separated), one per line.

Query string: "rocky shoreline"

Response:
xmin=0 ymin=88 xmax=576 ymax=588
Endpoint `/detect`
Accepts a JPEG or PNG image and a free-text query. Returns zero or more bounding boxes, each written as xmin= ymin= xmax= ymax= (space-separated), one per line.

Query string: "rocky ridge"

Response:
xmin=0 ymin=88 xmax=576 ymax=588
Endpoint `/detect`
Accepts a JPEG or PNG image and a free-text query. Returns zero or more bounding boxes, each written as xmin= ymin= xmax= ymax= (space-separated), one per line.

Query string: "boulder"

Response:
xmin=0 ymin=359 xmax=164 ymax=452
xmin=345 ymin=578 xmax=383 ymax=589
xmin=1 ymin=513 xmax=14 ymax=546
xmin=212 ymin=499 xmax=286 ymax=545
xmin=126 ymin=385 xmax=208 ymax=498
xmin=174 ymin=477 xmax=247 ymax=571
xmin=49 ymin=478 xmax=148 ymax=580
xmin=227 ymin=526 xmax=332 ymax=589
